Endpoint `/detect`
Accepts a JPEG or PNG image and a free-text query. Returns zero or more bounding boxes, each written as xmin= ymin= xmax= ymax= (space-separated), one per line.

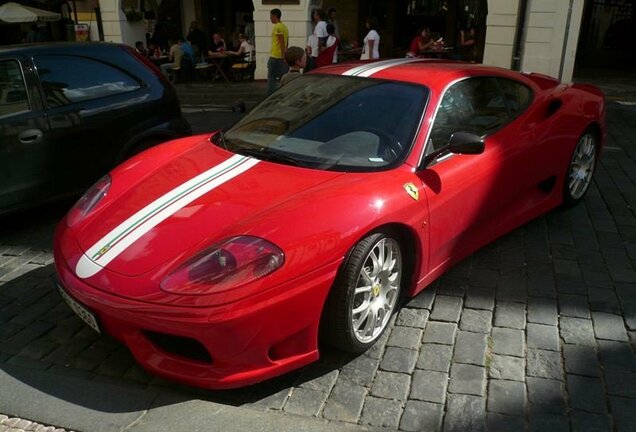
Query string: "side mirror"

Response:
xmin=448 ymin=132 xmax=484 ymax=155
xmin=422 ymin=131 xmax=484 ymax=167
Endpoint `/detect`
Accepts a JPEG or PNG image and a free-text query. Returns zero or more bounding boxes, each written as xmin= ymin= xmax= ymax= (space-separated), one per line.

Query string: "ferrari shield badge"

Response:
xmin=403 ymin=183 xmax=419 ymax=201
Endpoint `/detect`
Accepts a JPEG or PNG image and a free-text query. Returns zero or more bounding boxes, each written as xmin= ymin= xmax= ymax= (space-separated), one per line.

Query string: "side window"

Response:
xmin=497 ymin=78 xmax=533 ymax=118
xmin=0 ymin=60 xmax=29 ymax=117
xmin=428 ymin=77 xmax=509 ymax=153
xmin=33 ymin=55 xmax=140 ymax=108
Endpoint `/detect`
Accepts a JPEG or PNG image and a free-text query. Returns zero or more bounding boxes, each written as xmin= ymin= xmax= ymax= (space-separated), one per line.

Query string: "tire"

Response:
xmin=321 ymin=230 xmax=403 ymax=353
xmin=563 ymin=130 xmax=598 ymax=207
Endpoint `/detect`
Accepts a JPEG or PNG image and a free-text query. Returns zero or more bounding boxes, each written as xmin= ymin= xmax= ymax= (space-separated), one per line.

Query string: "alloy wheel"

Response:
xmin=351 ymin=237 xmax=402 ymax=343
xmin=568 ymin=133 xmax=597 ymax=200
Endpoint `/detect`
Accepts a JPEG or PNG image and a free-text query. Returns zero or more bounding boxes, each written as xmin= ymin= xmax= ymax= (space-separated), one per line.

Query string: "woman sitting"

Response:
xmin=228 ymin=33 xmax=255 ymax=80
xmin=227 ymin=33 xmax=253 ymax=61
xmin=406 ymin=27 xmax=434 ymax=58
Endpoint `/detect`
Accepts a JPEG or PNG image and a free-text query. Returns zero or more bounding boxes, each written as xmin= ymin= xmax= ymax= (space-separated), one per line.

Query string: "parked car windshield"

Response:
xmin=221 ymin=74 xmax=429 ymax=171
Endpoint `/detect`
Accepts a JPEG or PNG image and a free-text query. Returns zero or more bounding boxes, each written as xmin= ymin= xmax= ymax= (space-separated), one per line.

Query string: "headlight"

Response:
xmin=66 ymin=174 xmax=111 ymax=227
xmin=160 ymin=236 xmax=284 ymax=295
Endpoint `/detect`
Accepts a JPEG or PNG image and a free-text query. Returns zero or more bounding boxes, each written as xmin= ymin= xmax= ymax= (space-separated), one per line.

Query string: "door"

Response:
xmin=0 ymin=57 xmax=52 ymax=213
xmin=417 ymin=76 xmax=529 ymax=274
xmin=32 ymin=53 xmax=143 ymax=196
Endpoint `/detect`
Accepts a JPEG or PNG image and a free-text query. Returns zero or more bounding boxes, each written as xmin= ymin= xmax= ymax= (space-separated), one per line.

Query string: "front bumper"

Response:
xmin=54 ymin=225 xmax=341 ymax=389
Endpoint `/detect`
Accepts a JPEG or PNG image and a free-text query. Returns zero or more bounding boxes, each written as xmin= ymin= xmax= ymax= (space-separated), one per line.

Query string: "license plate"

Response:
xmin=57 ymin=283 xmax=101 ymax=334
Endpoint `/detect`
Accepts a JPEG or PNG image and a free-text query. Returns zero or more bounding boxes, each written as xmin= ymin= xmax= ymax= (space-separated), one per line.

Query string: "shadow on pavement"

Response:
xmin=0 ymin=97 xmax=635 ymax=431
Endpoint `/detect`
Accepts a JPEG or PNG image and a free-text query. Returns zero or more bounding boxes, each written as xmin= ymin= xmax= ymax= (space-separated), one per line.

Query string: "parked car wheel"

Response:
xmin=563 ymin=130 xmax=598 ymax=206
xmin=322 ymin=231 xmax=403 ymax=352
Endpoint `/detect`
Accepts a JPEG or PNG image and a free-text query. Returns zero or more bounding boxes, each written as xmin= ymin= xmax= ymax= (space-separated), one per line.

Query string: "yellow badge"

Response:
xmin=403 ymin=183 xmax=419 ymax=201
xmin=95 ymin=245 xmax=111 ymax=259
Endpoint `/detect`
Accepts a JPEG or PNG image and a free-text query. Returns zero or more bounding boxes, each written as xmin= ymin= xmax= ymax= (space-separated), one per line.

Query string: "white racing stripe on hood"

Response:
xmin=342 ymin=58 xmax=422 ymax=77
xmin=75 ymin=154 xmax=259 ymax=279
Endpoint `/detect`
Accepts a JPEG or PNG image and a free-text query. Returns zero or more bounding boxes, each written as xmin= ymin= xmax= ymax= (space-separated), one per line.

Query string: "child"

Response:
xmin=316 ymin=23 xmax=338 ymax=68
xmin=135 ymin=41 xmax=147 ymax=56
xmin=281 ymin=46 xmax=306 ymax=86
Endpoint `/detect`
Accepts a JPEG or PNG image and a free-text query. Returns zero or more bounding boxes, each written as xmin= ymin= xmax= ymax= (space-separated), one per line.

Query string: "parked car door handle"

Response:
xmin=19 ymin=129 xmax=43 ymax=144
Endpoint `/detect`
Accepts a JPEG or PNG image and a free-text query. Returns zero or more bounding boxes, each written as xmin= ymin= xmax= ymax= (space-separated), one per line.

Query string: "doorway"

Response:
xmin=575 ymin=0 xmax=635 ymax=75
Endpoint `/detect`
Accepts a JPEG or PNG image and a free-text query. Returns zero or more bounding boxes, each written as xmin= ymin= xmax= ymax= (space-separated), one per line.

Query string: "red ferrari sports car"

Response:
xmin=54 ymin=59 xmax=605 ymax=389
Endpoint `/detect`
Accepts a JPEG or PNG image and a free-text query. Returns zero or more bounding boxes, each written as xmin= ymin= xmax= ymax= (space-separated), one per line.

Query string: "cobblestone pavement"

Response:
xmin=0 ymin=414 xmax=72 ymax=432
xmin=1 ymin=80 xmax=636 ymax=431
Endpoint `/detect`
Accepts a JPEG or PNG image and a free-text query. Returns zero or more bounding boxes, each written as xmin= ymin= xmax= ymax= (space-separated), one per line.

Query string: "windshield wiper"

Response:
xmin=211 ymin=130 xmax=229 ymax=150
xmin=235 ymin=146 xmax=313 ymax=168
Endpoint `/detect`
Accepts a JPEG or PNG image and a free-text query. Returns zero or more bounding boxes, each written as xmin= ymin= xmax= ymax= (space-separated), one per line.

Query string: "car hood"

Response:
xmin=74 ymin=141 xmax=343 ymax=278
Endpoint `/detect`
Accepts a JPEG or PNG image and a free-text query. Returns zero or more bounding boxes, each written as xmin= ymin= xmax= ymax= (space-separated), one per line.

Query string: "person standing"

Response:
xmin=267 ymin=8 xmax=289 ymax=95
xmin=306 ymin=9 xmax=328 ymax=72
xmin=316 ymin=23 xmax=338 ymax=68
xmin=361 ymin=17 xmax=380 ymax=60
xmin=459 ymin=25 xmax=477 ymax=61
xmin=187 ymin=21 xmax=206 ymax=59
xmin=327 ymin=8 xmax=339 ymax=38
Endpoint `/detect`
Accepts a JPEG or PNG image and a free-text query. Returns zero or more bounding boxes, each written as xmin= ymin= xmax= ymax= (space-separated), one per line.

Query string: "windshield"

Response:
xmin=221 ymin=74 xmax=429 ymax=172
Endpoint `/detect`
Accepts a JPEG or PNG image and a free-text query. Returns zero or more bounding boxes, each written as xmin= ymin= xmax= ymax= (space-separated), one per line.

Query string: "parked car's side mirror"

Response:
xmin=422 ymin=132 xmax=484 ymax=167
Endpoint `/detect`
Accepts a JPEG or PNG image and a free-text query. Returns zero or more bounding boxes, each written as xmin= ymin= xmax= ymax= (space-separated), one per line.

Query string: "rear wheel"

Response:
xmin=563 ymin=131 xmax=598 ymax=206
xmin=322 ymin=231 xmax=403 ymax=353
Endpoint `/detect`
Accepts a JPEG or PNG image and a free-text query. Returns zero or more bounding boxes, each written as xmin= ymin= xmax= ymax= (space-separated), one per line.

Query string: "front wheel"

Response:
xmin=563 ymin=131 xmax=598 ymax=207
xmin=321 ymin=231 xmax=403 ymax=353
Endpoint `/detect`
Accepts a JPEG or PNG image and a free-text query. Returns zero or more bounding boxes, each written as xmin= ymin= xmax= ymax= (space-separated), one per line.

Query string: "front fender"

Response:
xmin=233 ymin=167 xmax=429 ymax=294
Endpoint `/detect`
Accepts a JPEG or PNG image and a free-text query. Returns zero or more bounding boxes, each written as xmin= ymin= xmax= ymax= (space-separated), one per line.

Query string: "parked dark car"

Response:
xmin=0 ymin=42 xmax=191 ymax=214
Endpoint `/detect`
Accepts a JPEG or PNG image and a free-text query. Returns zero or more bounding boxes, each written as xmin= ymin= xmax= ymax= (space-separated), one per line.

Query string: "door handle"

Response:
xmin=19 ymin=129 xmax=43 ymax=144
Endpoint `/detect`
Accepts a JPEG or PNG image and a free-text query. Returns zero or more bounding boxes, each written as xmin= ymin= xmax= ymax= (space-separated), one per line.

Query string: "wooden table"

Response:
xmin=205 ymin=53 xmax=231 ymax=83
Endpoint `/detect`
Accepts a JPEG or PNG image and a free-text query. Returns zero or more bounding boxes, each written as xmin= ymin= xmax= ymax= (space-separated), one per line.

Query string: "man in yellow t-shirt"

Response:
xmin=267 ymin=8 xmax=289 ymax=95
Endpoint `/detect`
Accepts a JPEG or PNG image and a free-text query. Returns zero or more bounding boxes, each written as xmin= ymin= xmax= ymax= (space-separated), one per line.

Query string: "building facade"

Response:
xmin=94 ymin=0 xmax=586 ymax=82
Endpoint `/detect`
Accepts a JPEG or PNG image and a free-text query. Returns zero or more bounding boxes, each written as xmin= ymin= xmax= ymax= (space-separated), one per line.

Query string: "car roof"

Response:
xmin=0 ymin=42 xmax=128 ymax=56
xmin=314 ymin=58 xmax=536 ymax=93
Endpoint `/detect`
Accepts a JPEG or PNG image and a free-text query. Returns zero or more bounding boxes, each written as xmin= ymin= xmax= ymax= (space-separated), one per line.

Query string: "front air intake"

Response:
xmin=143 ymin=330 xmax=212 ymax=364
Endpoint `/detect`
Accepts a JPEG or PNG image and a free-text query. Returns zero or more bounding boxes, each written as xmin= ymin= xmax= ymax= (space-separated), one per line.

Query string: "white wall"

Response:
xmin=483 ymin=0 xmax=520 ymax=69
xmin=483 ymin=0 xmax=585 ymax=82
xmin=97 ymin=0 xmax=145 ymax=46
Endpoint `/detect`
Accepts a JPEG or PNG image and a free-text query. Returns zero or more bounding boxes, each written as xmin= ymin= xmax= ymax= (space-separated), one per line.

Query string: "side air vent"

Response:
xmin=547 ymin=99 xmax=562 ymax=117
xmin=538 ymin=176 xmax=556 ymax=193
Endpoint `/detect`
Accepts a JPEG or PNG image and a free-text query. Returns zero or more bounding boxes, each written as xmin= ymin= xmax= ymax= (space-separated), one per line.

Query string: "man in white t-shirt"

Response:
xmin=306 ymin=9 xmax=328 ymax=72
